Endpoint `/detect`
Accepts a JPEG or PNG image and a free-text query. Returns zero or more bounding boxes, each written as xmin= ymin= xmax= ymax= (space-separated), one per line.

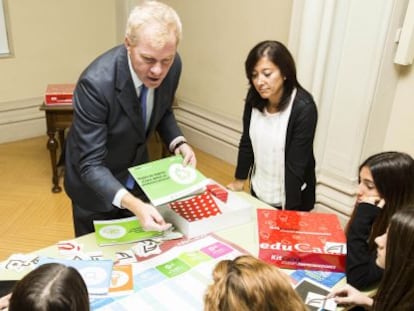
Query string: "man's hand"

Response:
xmin=135 ymin=202 xmax=172 ymax=231
xmin=121 ymin=193 xmax=171 ymax=231
xmin=227 ymin=179 xmax=245 ymax=192
xmin=175 ymin=142 xmax=196 ymax=167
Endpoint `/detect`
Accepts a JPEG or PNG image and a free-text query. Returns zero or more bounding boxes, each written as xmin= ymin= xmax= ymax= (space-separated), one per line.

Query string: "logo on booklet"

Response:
xmin=169 ymin=163 xmax=197 ymax=184
xmin=99 ymin=225 xmax=127 ymax=239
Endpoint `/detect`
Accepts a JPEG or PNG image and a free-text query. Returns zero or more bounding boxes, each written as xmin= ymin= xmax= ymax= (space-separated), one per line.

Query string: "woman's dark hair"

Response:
xmin=9 ymin=263 xmax=90 ymax=311
xmin=347 ymin=151 xmax=414 ymax=249
xmin=244 ymin=40 xmax=301 ymax=112
xmin=373 ymin=207 xmax=414 ymax=310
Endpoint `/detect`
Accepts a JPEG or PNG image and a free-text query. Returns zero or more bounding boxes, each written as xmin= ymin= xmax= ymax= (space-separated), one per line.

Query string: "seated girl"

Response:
xmin=346 ymin=151 xmax=414 ymax=289
xmin=329 ymin=207 xmax=414 ymax=310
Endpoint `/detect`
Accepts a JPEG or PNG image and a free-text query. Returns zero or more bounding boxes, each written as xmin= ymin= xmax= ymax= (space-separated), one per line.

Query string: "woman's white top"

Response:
xmin=250 ymin=88 xmax=296 ymax=206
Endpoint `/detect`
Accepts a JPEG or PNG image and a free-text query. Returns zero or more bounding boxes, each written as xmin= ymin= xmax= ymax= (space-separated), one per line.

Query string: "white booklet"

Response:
xmin=294 ymin=277 xmax=337 ymax=311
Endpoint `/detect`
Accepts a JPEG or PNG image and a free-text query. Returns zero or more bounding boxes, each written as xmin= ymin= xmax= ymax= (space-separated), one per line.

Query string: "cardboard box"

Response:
xmin=157 ymin=185 xmax=253 ymax=239
xmin=44 ymin=83 xmax=75 ymax=105
xmin=257 ymin=209 xmax=346 ymax=272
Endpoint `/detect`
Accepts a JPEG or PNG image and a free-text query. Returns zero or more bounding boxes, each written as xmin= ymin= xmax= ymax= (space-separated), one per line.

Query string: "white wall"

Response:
xmin=0 ymin=0 xmax=117 ymax=143
xmin=384 ymin=65 xmax=414 ymax=154
xmin=165 ymin=0 xmax=293 ymax=120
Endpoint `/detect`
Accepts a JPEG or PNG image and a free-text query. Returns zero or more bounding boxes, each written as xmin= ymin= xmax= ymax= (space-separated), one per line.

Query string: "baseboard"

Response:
xmin=0 ymin=97 xmax=46 ymax=144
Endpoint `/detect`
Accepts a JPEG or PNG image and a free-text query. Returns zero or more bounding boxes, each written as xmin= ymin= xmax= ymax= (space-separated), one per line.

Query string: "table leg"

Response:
xmin=57 ymin=129 xmax=66 ymax=166
xmin=46 ymin=130 xmax=62 ymax=193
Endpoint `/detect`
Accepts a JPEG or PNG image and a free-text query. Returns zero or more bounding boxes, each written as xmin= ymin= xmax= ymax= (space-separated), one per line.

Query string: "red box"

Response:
xmin=257 ymin=209 xmax=346 ymax=272
xmin=44 ymin=83 xmax=75 ymax=105
xmin=206 ymin=182 xmax=228 ymax=203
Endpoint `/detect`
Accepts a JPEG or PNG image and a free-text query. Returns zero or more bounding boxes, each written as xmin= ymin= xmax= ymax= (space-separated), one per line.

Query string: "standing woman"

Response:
xmin=346 ymin=151 xmax=414 ymax=290
xmin=227 ymin=40 xmax=317 ymax=211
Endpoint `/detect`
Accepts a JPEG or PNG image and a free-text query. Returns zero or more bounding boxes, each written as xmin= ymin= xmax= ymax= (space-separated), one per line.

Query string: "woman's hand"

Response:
xmin=0 ymin=293 xmax=11 ymax=310
xmin=227 ymin=179 xmax=245 ymax=192
xmin=327 ymin=284 xmax=373 ymax=308
xmin=359 ymin=195 xmax=386 ymax=208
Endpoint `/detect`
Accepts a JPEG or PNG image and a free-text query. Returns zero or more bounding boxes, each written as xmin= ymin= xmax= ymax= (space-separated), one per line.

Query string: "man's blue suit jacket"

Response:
xmin=64 ymin=45 xmax=182 ymax=212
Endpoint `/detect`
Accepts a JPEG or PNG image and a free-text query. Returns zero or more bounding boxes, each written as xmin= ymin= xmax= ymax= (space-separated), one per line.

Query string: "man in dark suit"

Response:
xmin=64 ymin=1 xmax=196 ymax=237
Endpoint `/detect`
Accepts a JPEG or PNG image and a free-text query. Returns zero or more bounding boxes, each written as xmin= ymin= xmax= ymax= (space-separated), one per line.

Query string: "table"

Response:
xmin=0 ymin=193 xmax=357 ymax=310
xmin=0 ymin=192 xmax=264 ymax=279
xmin=39 ymin=103 xmax=73 ymax=193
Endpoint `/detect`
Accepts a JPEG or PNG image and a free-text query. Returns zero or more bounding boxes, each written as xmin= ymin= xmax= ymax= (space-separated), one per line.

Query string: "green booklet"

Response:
xmin=93 ymin=216 xmax=162 ymax=246
xmin=128 ymin=155 xmax=209 ymax=206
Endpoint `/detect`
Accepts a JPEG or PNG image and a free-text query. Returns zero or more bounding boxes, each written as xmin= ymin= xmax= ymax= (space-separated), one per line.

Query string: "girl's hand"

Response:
xmin=359 ymin=196 xmax=386 ymax=208
xmin=327 ymin=284 xmax=373 ymax=307
xmin=0 ymin=293 xmax=11 ymax=310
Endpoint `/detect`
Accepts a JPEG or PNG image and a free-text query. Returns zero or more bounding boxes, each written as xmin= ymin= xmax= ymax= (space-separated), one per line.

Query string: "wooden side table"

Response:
xmin=39 ymin=104 xmax=73 ymax=193
xmin=39 ymin=103 xmax=169 ymax=193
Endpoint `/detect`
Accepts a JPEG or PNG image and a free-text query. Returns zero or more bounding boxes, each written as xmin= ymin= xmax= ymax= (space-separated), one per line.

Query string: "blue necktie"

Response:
xmin=140 ymin=84 xmax=148 ymax=129
xmin=125 ymin=85 xmax=149 ymax=190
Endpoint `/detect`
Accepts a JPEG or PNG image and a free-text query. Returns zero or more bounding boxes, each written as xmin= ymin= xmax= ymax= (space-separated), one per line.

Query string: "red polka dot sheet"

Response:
xmin=161 ymin=181 xmax=253 ymax=239
xmin=169 ymin=191 xmax=222 ymax=222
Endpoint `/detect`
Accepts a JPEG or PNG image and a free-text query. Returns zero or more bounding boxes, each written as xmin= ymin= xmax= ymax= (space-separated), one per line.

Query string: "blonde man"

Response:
xmin=65 ymin=1 xmax=195 ymax=236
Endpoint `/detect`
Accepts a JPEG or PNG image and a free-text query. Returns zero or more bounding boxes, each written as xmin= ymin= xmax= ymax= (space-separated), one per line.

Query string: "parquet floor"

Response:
xmin=0 ymin=136 xmax=236 ymax=261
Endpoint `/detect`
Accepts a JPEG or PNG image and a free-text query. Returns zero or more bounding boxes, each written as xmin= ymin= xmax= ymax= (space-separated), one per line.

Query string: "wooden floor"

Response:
xmin=0 ymin=136 xmax=236 ymax=261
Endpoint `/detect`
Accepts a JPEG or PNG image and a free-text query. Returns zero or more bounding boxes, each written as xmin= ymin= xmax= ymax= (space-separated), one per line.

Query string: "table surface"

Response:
xmin=0 ymin=192 xmax=268 ymax=280
xmin=0 ymin=192 xmax=359 ymax=310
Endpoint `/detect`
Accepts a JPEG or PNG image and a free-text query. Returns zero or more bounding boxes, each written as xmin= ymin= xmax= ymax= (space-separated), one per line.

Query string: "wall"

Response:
xmin=162 ymin=0 xmax=293 ymax=163
xmin=0 ymin=0 xmax=116 ymax=143
xmin=165 ymin=0 xmax=292 ymax=120
xmin=384 ymin=64 xmax=414 ymax=154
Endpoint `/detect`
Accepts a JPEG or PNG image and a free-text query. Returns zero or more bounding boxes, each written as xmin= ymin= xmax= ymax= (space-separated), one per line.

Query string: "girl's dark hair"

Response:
xmin=244 ymin=40 xmax=301 ymax=112
xmin=347 ymin=151 xmax=414 ymax=249
xmin=373 ymin=207 xmax=414 ymax=310
xmin=9 ymin=263 xmax=90 ymax=311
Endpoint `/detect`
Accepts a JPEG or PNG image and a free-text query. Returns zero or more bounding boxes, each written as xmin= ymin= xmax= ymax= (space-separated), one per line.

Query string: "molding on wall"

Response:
xmin=0 ymin=97 xmax=45 ymax=143
xmin=174 ymin=98 xmax=241 ymax=165
xmin=315 ymin=172 xmax=356 ymax=226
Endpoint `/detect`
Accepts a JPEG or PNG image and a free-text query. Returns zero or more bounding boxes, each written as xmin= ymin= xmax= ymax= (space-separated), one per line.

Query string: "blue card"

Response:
xmin=37 ymin=257 xmax=113 ymax=296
